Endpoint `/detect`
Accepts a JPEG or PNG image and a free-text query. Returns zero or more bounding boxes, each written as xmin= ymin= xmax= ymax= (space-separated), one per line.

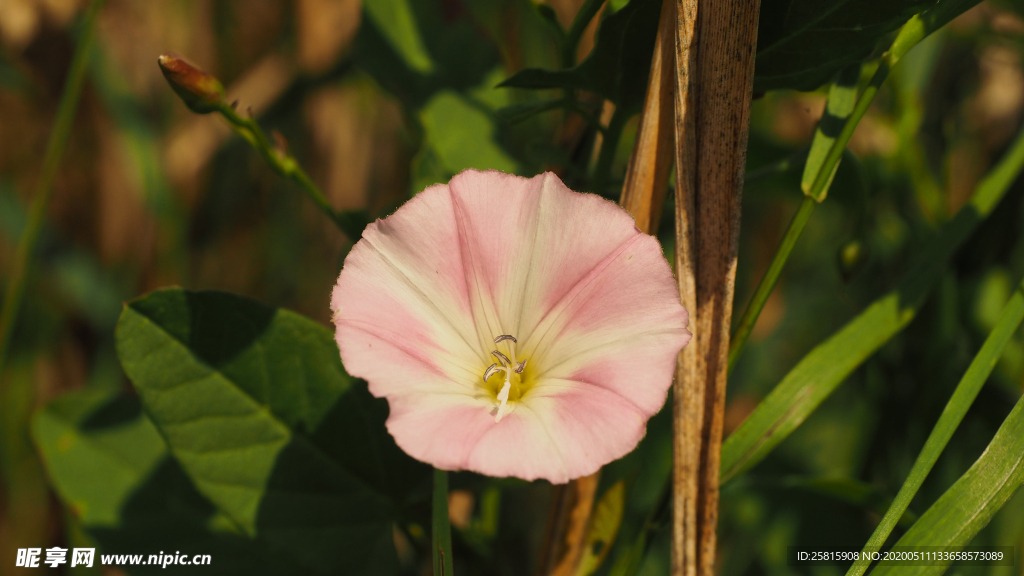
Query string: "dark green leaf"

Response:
xmin=753 ymin=0 xmax=981 ymax=92
xmin=114 ymin=288 xmax=412 ymax=575
xmin=33 ymin=389 xmax=296 ymax=575
xmin=355 ymin=0 xmax=498 ymax=109
xmin=500 ymin=0 xmax=661 ymax=113
xmin=534 ymin=3 xmax=566 ymax=42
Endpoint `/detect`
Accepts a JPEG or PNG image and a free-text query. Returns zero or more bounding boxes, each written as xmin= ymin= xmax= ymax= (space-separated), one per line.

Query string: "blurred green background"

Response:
xmin=1 ymin=0 xmax=1023 ymax=575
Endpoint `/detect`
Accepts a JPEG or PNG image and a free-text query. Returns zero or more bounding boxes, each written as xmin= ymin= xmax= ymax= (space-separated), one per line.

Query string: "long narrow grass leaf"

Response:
xmin=721 ymin=126 xmax=1024 ymax=484
xmin=867 ymin=392 xmax=1024 ymax=576
xmin=847 ymin=276 xmax=1024 ymax=576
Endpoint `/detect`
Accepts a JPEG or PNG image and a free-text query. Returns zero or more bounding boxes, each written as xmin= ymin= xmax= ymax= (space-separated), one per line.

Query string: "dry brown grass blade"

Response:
xmin=672 ymin=0 xmax=760 ymax=575
xmin=671 ymin=0 xmax=700 ymax=573
xmin=536 ymin=472 xmax=600 ymax=576
xmin=538 ymin=2 xmax=680 ymax=574
xmin=620 ymin=0 xmax=677 ymax=233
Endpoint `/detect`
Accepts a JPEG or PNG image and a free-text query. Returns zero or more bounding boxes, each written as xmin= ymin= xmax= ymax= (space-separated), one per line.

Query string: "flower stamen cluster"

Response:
xmin=484 ymin=334 xmax=527 ymax=422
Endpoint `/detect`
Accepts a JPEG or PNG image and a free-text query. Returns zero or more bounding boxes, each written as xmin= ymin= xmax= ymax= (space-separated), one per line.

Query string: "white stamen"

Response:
xmin=491 ymin=349 xmax=511 ymax=366
xmin=483 ymin=363 xmax=501 ymax=381
xmin=495 ymin=381 xmax=511 ymax=422
xmin=485 ymin=334 xmax=524 ymax=423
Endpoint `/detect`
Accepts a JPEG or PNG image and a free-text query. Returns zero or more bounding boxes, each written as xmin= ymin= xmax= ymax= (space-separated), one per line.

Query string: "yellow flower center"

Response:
xmin=482 ymin=334 xmax=532 ymax=422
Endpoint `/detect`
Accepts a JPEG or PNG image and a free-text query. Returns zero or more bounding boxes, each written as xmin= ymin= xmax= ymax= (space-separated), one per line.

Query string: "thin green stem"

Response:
xmin=0 ymin=0 xmax=103 ymax=381
xmin=433 ymin=468 xmax=454 ymax=576
xmin=845 ymin=276 xmax=1024 ymax=576
xmin=593 ymin=106 xmax=629 ymax=193
xmin=729 ymin=196 xmax=816 ymax=371
xmin=728 ymin=15 xmax=930 ymax=368
xmin=217 ymin=104 xmax=367 ymax=240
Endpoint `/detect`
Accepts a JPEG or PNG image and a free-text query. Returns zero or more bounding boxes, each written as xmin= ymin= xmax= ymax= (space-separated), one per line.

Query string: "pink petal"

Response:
xmin=467 ymin=382 xmax=648 ymax=484
xmin=332 ymin=169 xmax=690 ymax=483
xmin=332 ymin=183 xmax=483 ymax=398
xmin=385 ymin=383 xmax=646 ymax=484
xmin=529 ymin=232 xmax=691 ymax=415
xmin=447 ymin=170 xmax=643 ymax=343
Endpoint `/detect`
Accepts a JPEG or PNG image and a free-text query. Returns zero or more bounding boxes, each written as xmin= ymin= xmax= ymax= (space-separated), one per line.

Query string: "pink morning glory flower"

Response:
xmin=331 ymin=170 xmax=690 ymax=484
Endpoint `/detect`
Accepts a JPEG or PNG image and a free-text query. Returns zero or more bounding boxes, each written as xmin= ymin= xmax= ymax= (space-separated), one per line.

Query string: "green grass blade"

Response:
xmin=730 ymin=64 xmax=860 ymax=371
xmin=866 ymin=393 xmax=1024 ymax=576
xmin=847 ymin=278 xmax=1024 ymax=576
xmin=801 ymin=64 xmax=863 ymax=201
xmin=721 ymin=125 xmax=1024 ymax=484
xmin=0 ymin=0 xmax=103 ymax=380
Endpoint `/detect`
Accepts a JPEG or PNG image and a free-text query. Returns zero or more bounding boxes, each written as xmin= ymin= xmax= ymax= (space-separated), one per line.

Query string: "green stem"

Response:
xmin=845 ymin=276 xmax=1024 ymax=576
xmin=593 ymin=106 xmax=629 ymax=193
xmin=728 ymin=196 xmax=815 ymax=371
xmin=0 ymin=0 xmax=103 ymax=380
xmin=728 ymin=15 xmax=930 ymax=368
xmin=217 ymin=104 xmax=367 ymax=240
xmin=433 ymin=468 xmax=454 ymax=576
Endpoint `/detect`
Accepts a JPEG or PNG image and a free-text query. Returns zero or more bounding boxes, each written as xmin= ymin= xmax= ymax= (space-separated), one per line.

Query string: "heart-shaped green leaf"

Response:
xmin=115 ymin=288 xmax=417 ymax=575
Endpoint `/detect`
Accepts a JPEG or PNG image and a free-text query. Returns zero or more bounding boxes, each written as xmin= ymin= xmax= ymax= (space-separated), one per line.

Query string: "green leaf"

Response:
xmin=364 ymin=0 xmax=434 ymax=74
xmin=867 ymin=392 xmax=1024 ymax=576
xmin=414 ymin=90 xmax=520 ymax=191
xmin=35 ymin=389 xmax=166 ymax=527
xmin=576 ymin=480 xmax=626 ymax=576
xmin=752 ymin=0 xmax=981 ymax=93
xmin=33 ymin=388 xmax=297 ymax=575
xmin=532 ymin=2 xmax=566 ymax=42
xmin=114 ymin=288 xmax=403 ymax=575
xmin=721 ymin=126 xmax=1024 ymax=484
xmin=846 ymin=277 xmax=1024 ymax=576
xmin=500 ymin=0 xmax=661 ymax=113
xmin=354 ymin=1 xmax=498 ymax=109
xmin=2 ymin=361 xmax=51 ymax=561
xmin=800 ymin=64 xmax=862 ymax=201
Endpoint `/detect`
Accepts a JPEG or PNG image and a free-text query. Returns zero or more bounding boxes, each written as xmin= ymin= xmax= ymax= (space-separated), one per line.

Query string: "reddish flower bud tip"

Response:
xmin=157 ymin=53 xmax=226 ymax=114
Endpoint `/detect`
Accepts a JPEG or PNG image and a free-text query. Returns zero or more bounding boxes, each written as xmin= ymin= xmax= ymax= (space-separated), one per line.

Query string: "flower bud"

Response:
xmin=837 ymin=239 xmax=868 ymax=283
xmin=157 ymin=53 xmax=226 ymax=114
